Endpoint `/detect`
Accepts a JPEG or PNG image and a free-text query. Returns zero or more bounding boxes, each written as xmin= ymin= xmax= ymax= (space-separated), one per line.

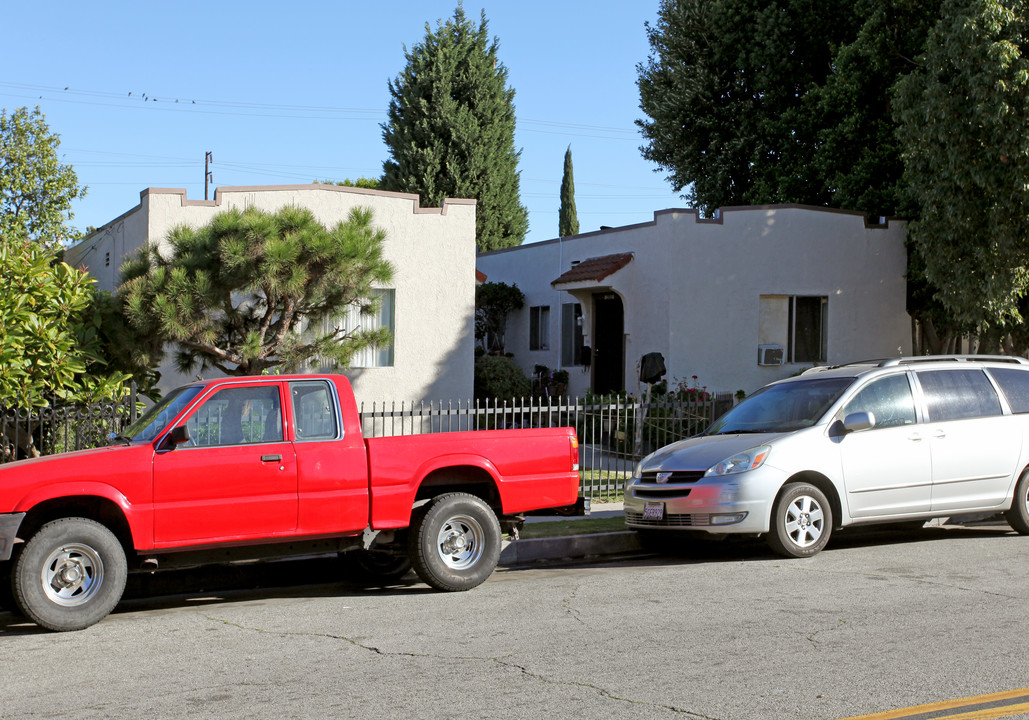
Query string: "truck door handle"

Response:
xmin=261 ymin=454 xmax=282 ymax=462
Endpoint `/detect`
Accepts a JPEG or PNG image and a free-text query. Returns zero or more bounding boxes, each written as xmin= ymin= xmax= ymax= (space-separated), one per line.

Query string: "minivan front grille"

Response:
xmin=640 ymin=470 xmax=705 ymax=485
xmin=625 ymin=510 xmax=711 ymax=527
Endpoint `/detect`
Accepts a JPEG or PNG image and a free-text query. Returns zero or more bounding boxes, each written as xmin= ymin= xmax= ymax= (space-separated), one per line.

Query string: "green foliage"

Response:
xmin=0 ymin=234 xmax=129 ymax=406
xmin=118 ymin=205 xmax=395 ymax=376
xmin=317 ymin=177 xmax=383 ymax=190
xmin=637 ymin=0 xmax=859 ymax=215
xmin=381 ymin=6 xmax=528 ymax=251
xmin=0 ymin=106 xmax=87 ymax=248
xmin=895 ymin=0 xmax=1029 ymax=331
xmin=473 ymin=355 xmax=531 ymax=400
xmin=474 ymin=281 xmax=524 ymax=354
xmin=813 ymin=0 xmax=941 ymax=219
xmin=559 ymin=146 xmax=579 ymax=237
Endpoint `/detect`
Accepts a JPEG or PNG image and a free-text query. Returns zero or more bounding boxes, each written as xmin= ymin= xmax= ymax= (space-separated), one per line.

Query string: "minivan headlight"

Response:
xmin=705 ymin=445 xmax=771 ymax=477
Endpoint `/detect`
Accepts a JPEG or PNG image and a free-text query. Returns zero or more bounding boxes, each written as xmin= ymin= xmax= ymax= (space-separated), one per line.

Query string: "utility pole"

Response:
xmin=204 ymin=151 xmax=213 ymax=200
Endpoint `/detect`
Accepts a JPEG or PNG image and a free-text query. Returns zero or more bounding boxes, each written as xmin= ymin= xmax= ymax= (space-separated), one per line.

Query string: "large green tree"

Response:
xmin=814 ymin=0 xmax=941 ymax=219
xmin=559 ymin=146 xmax=579 ymax=237
xmin=1 ymin=106 xmax=87 ymax=248
xmin=0 ymin=235 xmax=130 ymax=406
xmin=381 ymin=6 xmax=528 ymax=251
xmin=119 ymin=205 xmax=394 ymax=376
xmin=0 ymin=108 xmax=138 ymax=407
xmin=637 ymin=0 xmax=859 ymax=215
xmin=895 ymin=0 xmax=1029 ymax=336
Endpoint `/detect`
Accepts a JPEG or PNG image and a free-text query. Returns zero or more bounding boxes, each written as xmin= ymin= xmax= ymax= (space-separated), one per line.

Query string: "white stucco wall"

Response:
xmin=477 ymin=205 xmax=911 ymax=397
xmin=65 ymin=184 xmax=477 ymax=405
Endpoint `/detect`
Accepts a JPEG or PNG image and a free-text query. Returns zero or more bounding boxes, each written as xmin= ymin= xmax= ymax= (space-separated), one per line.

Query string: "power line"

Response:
xmin=0 ymin=81 xmax=641 ymax=140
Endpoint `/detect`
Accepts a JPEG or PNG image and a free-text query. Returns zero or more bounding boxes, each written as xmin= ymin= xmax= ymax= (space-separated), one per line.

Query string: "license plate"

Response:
xmin=643 ymin=502 xmax=665 ymax=521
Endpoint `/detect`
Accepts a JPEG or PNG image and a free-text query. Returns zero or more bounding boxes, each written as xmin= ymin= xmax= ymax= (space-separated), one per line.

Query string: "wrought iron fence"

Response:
xmin=360 ymin=393 xmax=734 ymax=501
xmin=0 ymin=387 xmax=139 ymax=464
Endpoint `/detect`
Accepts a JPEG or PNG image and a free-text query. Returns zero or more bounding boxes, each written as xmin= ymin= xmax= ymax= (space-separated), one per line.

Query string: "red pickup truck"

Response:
xmin=0 ymin=375 xmax=580 ymax=631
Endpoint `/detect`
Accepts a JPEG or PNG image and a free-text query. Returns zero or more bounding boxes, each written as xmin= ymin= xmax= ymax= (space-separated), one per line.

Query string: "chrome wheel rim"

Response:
xmin=784 ymin=495 xmax=825 ymax=548
xmin=435 ymin=514 xmax=485 ymax=570
xmin=41 ymin=543 xmax=104 ymax=607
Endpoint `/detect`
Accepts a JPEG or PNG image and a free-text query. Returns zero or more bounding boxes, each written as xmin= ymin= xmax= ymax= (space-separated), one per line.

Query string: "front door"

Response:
xmin=153 ymin=382 xmax=298 ymax=545
xmin=592 ymin=293 xmax=624 ymax=395
xmin=837 ymin=374 xmax=932 ymax=518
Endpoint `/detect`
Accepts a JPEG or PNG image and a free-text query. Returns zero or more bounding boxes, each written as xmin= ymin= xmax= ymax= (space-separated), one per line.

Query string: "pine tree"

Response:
xmin=558 ymin=146 xmax=579 ymax=237
xmin=381 ymin=6 xmax=528 ymax=251
xmin=119 ymin=206 xmax=394 ymax=376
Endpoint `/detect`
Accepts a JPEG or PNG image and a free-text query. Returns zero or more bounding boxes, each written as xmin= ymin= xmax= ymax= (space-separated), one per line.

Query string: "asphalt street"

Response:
xmin=3 ymin=522 xmax=1029 ymax=720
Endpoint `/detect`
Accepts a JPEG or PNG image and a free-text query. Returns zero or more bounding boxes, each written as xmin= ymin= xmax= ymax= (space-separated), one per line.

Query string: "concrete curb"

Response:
xmin=499 ymin=531 xmax=642 ymax=566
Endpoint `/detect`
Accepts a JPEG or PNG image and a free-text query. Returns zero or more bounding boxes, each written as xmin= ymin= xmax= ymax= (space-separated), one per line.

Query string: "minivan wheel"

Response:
xmin=767 ymin=483 xmax=832 ymax=559
xmin=1004 ymin=471 xmax=1029 ymax=535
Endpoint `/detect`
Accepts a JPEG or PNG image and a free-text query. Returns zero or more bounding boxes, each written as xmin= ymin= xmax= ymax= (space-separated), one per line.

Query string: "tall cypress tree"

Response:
xmin=558 ymin=146 xmax=579 ymax=237
xmin=382 ymin=6 xmax=528 ymax=252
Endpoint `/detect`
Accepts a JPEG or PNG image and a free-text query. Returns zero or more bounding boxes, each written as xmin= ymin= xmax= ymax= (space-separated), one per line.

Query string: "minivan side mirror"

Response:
xmin=843 ymin=411 xmax=876 ymax=433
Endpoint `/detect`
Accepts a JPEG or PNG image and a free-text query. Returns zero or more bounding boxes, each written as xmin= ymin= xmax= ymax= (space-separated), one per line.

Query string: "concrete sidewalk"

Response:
xmin=498 ymin=502 xmax=1012 ymax=568
xmin=500 ymin=502 xmax=641 ymax=566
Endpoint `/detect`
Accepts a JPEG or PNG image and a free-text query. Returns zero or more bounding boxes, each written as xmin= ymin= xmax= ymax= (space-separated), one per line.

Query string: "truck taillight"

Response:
xmin=570 ymin=434 xmax=580 ymax=472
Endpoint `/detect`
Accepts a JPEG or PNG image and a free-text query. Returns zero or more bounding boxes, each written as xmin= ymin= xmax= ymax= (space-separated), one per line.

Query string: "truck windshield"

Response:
xmin=124 ymin=385 xmax=205 ymax=443
xmin=706 ymin=377 xmax=855 ymax=435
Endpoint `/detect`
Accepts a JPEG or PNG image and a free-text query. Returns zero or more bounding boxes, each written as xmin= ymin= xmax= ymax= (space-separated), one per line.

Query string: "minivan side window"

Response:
xmin=917 ymin=369 xmax=1002 ymax=422
xmin=842 ymin=374 xmax=916 ymax=428
xmin=989 ymin=367 xmax=1029 ymax=413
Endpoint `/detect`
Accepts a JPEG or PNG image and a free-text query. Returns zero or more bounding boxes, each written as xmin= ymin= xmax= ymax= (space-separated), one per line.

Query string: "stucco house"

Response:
xmin=476 ymin=205 xmax=911 ymax=397
xmin=65 ymin=184 xmax=477 ymax=405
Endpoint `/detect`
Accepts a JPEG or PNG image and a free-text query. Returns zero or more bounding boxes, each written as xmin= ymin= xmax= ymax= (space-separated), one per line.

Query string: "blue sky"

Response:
xmin=2 ymin=1 xmax=684 ymax=246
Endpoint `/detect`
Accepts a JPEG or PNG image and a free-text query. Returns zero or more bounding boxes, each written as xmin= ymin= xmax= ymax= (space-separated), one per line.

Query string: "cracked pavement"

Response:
xmin=3 ymin=524 xmax=1029 ymax=720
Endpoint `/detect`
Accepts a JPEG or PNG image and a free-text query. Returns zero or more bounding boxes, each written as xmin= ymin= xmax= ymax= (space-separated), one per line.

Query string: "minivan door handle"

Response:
xmin=908 ymin=433 xmax=924 ymax=442
xmin=930 ymin=430 xmax=946 ymax=440
xmin=261 ymin=454 xmax=282 ymax=462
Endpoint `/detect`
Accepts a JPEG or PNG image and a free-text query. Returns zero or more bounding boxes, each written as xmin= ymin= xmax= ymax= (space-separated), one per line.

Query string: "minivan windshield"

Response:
xmin=124 ymin=385 xmax=205 ymax=443
xmin=706 ymin=377 xmax=855 ymax=435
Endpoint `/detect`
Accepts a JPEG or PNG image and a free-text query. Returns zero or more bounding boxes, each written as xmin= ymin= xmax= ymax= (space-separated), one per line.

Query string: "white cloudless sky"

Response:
xmin=2 ymin=0 xmax=686 ymax=246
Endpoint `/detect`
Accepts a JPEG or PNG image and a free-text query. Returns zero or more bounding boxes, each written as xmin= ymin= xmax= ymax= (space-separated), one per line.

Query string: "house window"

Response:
xmin=530 ymin=305 xmax=550 ymax=351
xmin=759 ymin=295 xmax=827 ymax=363
xmin=562 ymin=303 xmax=585 ymax=366
xmin=345 ymin=289 xmax=395 ymax=368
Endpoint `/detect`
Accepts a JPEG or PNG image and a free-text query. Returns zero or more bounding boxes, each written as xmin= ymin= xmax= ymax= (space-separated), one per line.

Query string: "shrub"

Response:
xmin=474 ymin=355 xmax=531 ymax=400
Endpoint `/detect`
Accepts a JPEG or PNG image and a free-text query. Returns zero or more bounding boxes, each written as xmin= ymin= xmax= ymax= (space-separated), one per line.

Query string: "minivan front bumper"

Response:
xmin=623 ymin=467 xmax=786 ymax=535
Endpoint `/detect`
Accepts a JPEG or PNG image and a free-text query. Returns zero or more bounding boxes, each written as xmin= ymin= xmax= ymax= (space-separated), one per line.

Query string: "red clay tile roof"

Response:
xmin=552 ymin=252 xmax=633 ymax=286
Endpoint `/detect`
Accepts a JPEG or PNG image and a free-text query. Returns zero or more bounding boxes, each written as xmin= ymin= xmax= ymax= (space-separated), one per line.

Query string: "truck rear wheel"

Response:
xmin=408 ymin=493 xmax=501 ymax=592
xmin=12 ymin=518 xmax=127 ymax=632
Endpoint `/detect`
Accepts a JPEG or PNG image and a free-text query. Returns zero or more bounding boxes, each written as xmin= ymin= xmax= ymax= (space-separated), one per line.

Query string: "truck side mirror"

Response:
xmin=169 ymin=425 xmax=191 ymax=445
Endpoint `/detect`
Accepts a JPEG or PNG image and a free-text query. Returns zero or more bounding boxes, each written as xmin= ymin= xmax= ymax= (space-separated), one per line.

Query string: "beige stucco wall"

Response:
xmin=66 ymin=184 xmax=477 ymax=405
xmin=477 ymin=205 xmax=911 ymax=397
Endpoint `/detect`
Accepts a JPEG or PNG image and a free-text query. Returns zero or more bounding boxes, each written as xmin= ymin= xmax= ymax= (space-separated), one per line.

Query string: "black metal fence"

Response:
xmin=360 ymin=393 xmax=734 ymax=501
xmin=0 ymin=387 xmax=734 ymax=502
xmin=0 ymin=387 xmax=139 ymax=464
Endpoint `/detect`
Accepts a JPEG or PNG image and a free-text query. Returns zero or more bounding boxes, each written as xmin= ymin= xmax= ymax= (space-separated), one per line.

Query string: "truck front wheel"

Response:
xmin=12 ymin=518 xmax=127 ymax=632
xmin=408 ymin=493 xmax=501 ymax=592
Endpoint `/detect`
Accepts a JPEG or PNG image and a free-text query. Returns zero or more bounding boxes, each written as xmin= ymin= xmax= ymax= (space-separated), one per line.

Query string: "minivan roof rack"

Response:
xmin=878 ymin=355 xmax=1029 ymax=367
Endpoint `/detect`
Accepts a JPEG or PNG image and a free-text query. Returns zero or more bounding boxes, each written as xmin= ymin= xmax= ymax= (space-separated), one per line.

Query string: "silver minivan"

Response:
xmin=623 ymin=356 xmax=1029 ymax=557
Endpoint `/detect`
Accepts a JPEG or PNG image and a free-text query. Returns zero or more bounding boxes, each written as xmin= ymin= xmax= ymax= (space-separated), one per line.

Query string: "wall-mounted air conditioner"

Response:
xmin=758 ymin=345 xmax=785 ymax=366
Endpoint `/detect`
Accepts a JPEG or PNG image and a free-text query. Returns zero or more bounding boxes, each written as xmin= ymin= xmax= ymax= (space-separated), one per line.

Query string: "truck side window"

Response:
xmin=185 ymin=386 xmax=283 ymax=446
xmin=290 ymin=381 xmax=339 ymax=441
